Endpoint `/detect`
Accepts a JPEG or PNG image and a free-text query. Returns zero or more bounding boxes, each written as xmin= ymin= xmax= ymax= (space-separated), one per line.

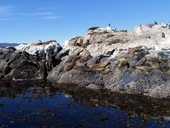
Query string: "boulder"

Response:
xmin=58 ymin=69 xmax=103 ymax=87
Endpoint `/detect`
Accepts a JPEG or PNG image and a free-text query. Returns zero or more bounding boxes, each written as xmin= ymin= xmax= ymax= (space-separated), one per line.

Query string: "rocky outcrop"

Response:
xmin=0 ymin=47 xmax=39 ymax=79
xmin=15 ymin=40 xmax=62 ymax=60
xmin=2 ymin=24 xmax=170 ymax=98
xmin=48 ymin=24 xmax=170 ymax=98
xmin=0 ymin=40 xmax=62 ymax=80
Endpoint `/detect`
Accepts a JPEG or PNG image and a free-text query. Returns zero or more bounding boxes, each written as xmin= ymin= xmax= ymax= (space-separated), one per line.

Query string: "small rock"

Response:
xmin=86 ymin=84 xmax=100 ymax=90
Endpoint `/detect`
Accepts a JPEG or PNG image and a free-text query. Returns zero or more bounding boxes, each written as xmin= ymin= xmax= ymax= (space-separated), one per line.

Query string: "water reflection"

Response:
xmin=0 ymin=80 xmax=170 ymax=128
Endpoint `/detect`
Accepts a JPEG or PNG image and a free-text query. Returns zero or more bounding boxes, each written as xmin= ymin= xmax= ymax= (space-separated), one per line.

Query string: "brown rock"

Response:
xmin=116 ymin=58 xmax=129 ymax=68
xmin=101 ymin=66 xmax=111 ymax=75
xmin=79 ymin=49 xmax=92 ymax=63
xmin=128 ymin=45 xmax=143 ymax=54
xmin=136 ymin=66 xmax=154 ymax=72
xmin=145 ymin=56 xmax=160 ymax=63
xmin=69 ymin=36 xmax=84 ymax=47
xmin=88 ymin=61 xmax=109 ymax=70
xmin=64 ymin=58 xmax=77 ymax=72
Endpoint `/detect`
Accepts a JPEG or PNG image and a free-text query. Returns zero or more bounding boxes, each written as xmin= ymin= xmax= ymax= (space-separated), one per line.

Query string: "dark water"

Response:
xmin=1 ymin=80 xmax=170 ymax=128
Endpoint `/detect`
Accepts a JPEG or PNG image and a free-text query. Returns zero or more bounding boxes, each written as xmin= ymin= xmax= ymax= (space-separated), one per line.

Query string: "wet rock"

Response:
xmin=39 ymin=60 xmax=48 ymax=79
xmin=0 ymin=48 xmax=40 ymax=80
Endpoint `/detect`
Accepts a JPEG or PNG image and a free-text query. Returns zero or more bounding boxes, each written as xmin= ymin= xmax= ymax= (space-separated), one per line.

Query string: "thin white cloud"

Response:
xmin=42 ymin=16 xmax=63 ymax=20
xmin=0 ymin=5 xmax=62 ymax=21
xmin=33 ymin=12 xmax=54 ymax=16
xmin=19 ymin=11 xmax=54 ymax=16
xmin=18 ymin=11 xmax=62 ymax=20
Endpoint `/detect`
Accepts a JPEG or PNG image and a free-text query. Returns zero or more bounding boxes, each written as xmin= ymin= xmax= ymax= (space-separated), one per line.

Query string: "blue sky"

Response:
xmin=0 ymin=0 xmax=170 ymax=44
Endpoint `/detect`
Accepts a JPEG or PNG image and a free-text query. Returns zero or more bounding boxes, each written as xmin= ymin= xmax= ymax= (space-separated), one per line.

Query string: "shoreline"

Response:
xmin=1 ymin=79 xmax=170 ymax=118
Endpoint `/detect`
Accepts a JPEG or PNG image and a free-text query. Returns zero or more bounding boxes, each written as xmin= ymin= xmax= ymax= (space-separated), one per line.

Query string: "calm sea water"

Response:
xmin=0 ymin=80 xmax=170 ymax=128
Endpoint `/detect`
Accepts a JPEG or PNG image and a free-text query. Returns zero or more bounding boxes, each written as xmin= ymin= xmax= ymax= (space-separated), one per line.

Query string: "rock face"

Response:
xmin=0 ymin=48 xmax=39 ymax=79
xmin=48 ymin=24 xmax=170 ymax=98
xmin=0 ymin=40 xmax=62 ymax=80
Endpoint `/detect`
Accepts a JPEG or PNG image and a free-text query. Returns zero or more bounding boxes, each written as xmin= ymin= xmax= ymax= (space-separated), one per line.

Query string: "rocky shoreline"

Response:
xmin=1 ymin=23 xmax=170 ymax=98
xmin=1 ymin=80 xmax=170 ymax=127
xmin=1 ymin=80 xmax=170 ymax=118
